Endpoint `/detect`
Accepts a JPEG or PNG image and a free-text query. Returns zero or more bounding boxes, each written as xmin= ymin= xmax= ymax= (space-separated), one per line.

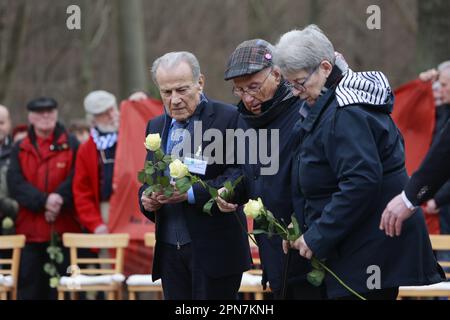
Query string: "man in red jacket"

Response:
xmin=7 ymin=97 xmax=81 ymax=299
xmin=73 ymin=90 xmax=119 ymax=234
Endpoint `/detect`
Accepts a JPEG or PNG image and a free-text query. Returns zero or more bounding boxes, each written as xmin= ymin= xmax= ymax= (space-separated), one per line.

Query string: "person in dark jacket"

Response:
xmin=381 ymin=119 xmax=450 ymax=236
xmin=274 ymin=24 xmax=445 ymax=299
xmin=420 ymin=63 xmax=450 ymax=232
xmin=7 ymin=97 xmax=81 ymax=299
xmin=381 ymin=63 xmax=450 ymax=237
xmin=138 ymin=51 xmax=251 ymax=300
xmin=216 ymin=39 xmax=325 ymax=299
xmin=0 ymin=105 xmax=18 ymax=235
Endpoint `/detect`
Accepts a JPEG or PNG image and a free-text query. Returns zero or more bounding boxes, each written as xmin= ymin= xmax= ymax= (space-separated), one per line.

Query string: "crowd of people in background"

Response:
xmin=0 ymin=24 xmax=449 ymax=300
xmin=0 ymin=90 xmax=146 ymax=299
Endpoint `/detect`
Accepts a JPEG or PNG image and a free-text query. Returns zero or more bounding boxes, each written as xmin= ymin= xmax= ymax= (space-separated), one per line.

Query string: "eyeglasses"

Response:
xmin=288 ymin=65 xmax=319 ymax=94
xmin=232 ymin=68 xmax=273 ymax=98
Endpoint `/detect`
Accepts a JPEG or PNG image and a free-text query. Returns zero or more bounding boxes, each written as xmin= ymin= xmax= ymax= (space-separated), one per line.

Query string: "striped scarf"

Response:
xmin=335 ymin=69 xmax=392 ymax=107
xmin=91 ymin=128 xmax=118 ymax=151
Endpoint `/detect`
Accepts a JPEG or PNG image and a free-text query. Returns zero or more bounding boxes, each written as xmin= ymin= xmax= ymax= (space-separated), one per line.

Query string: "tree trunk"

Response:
xmin=81 ymin=0 xmax=94 ymax=98
xmin=309 ymin=0 xmax=321 ymax=24
xmin=0 ymin=1 xmax=27 ymax=103
xmin=417 ymin=0 xmax=450 ymax=71
xmin=115 ymin=0 xmax=148 ymax=99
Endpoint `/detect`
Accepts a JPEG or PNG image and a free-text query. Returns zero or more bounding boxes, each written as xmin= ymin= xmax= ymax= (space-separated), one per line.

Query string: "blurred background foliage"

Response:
xmin=0 ymin=0 xmax=449 ymax=125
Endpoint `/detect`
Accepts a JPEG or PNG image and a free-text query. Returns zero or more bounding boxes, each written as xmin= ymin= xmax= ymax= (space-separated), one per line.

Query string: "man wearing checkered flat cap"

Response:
xmin=217 ymin=39 xmax=326 ymax=299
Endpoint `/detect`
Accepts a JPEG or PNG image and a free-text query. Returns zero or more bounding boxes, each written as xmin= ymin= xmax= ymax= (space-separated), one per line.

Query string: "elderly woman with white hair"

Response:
xmin=274 ymin=25 xmax=444 ymax=300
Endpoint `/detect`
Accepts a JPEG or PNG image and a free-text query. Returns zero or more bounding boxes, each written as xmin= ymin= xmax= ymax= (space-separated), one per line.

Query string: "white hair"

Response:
xmin=274 ymin=25 xmax=335 ymax=75
xmin=83 ymin=90 xmax=117 ymax=115
xmin=151 ymin=51 xmax=201 ymax=86
xmin=438 ymin=60 xmax=450 ymax=76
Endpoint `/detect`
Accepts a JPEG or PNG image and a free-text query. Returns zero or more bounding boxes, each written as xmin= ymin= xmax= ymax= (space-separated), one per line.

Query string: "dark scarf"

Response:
xmin=322 ymin=65 xmax=344 ymax=94
xmin=0 ymin=136 xmax=12 ymax=160
xmin=237 ymin=80 xmax=296 ymax=128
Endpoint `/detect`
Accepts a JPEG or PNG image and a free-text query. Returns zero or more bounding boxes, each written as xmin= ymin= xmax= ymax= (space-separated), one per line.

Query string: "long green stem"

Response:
xmin=193 ymin=174 xmax=259 ymax=246
xmin=274 ymin=220 xmax=366 ymax=300
xmin=188 ymin=174 xmax=206 ymax=189
xmin=50 ymin=223 xmax=56 ymax=247
xmin=316 ymin=259 xmax=367 ymax=300
xmin=273 ymin=220 xmax=289 ymax=236
xmin=247 ymin=232 xmax=258 ymax=246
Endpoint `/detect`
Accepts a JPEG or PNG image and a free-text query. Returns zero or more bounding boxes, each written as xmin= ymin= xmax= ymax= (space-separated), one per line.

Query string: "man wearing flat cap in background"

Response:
xmin=216 ymin=39 xmax=325 ymax=299
xmin=73 ymin=90 xmax=120 ymax=235
xmin=7 ymin=97 xmax=81 ymax=299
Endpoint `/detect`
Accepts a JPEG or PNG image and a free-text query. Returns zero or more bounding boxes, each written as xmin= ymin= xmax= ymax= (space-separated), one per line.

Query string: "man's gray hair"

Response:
xmin=151 ymin=51 xmax=201 ymax=86
xmin=274 ymin=25 xmax=335 ymax=75
xmin=438 ymin=60 xmax=450 ymax=76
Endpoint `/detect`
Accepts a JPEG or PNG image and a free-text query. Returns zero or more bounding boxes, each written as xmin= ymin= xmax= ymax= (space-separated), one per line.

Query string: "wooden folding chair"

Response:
xmin=126 ymin=232 xmax=163 ymax=300
xmin=57 ymin=233 xmax=129 ymax=300
xmin=398 ymin=234 xmax=450 ymax=299
xmin=239 ymin=237 xmax=268 ymax=300
xmin=0 ymin=235 xmax=26 ymax=300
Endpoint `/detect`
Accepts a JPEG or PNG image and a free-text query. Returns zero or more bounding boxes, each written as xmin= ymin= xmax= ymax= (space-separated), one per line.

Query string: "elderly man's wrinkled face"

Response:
xmin=28 ymin=109 xmax=58 ymax=136
xmin=94 ymin=107 xmax=119 ymax=133
xmin=439 ymin=70 xmax=450 ymax=105
xmin=232 ymin=67 xmax=281 ymax=115
xmin=285 ymin=60 xmax=332 ymax=106
xmin=156 ymin=62 xmax=204 ymax=122
xmin=0 ymin=106 xmax=11 ymax=143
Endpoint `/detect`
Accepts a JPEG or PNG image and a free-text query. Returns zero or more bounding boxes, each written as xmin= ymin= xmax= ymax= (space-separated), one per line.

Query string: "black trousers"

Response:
xmin=336 ymin=287 xmax=399 ymax=300
xmin=18 ymin=242 xmax=69 ymax=300
xmin=159 ymin=242 xmax=242 ymax=300
xmin=277 ymin=249 xmax=327 ymax=300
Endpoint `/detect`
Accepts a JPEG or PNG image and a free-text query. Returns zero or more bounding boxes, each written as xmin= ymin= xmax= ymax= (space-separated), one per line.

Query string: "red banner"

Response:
xmin=108 ymin=98 xmax=163 ymax=275
xmin=392 ymin=79 xmax=435 ymax=176
xmin=392 ymin=79 xmax=438 ymax=234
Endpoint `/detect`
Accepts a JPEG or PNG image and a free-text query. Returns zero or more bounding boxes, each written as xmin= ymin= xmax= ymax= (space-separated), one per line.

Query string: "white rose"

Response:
xmin=49 ymin=277 xmax=59 ymax=288
xmin=145 ymin=133 xmax=161 ymax=151
xmin=169 ymin=159 xmax=189 ymax=179
xmin=2 ymin=217 xmax=14 ymax=229
xmin=243 ymin=198 xmax=264 ymax=219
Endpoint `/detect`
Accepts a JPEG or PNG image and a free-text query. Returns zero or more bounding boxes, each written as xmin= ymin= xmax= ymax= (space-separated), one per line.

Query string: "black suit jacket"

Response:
xmin=405 ymin=119 xmax=450 ymax=206
xmin=138 ymin=98 xmax=252 ymax=280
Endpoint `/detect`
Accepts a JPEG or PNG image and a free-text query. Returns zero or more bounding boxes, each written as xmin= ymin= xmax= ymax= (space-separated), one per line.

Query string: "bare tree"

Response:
xmin=309 ymin=0 xmax=321 ymax=24
xmin=115 ymin=0 xmax=148 ymax=99
xmin=416 ymin=0 xmax=450 ymax=71
xmin=0 ymin=0 xmax=28 ymax=103
xmin=0 ymin=0 xmax=445 ymax=125
xmin=81 ymin=0 xmax=111 ymax=96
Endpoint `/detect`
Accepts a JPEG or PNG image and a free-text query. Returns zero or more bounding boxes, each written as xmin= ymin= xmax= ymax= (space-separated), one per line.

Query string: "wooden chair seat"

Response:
xmin=127 ymin=233 xmax=163 ymax=300
xmin=126 ymin=274 xmax=161 ymax=286
xmin=57 ymin=233 xmax=129 ymax=300
xmin=399 ymin=281 xmax=450 ymax=297
xmin=0 ymin=235 xmax=26 ymax=300
xmin=398 ymin=235 xmax=450 ymax=299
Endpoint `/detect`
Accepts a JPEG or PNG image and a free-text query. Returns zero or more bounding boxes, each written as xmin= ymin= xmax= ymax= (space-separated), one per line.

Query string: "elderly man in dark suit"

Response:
xmin=138 ymin=51 xmax=251 ymax=300
xmin=380 ymin=119 xmax=450 ymax=236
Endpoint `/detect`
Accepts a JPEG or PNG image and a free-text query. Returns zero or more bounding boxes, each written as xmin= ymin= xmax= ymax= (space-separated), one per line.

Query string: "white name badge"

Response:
xmin=184 ymin=157 xmax=208 ymax=175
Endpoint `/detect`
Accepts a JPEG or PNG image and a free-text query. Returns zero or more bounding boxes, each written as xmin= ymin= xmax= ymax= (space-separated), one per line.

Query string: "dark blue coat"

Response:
xmin=406 ymin=118 xmax=450 ymax=206
xmin=293 ymin=86 xmax=444 ymax=298
xmin=233 ymin=87 xmax=303 ymax=293
xmin=138 ymin=98 xmax=252 ymax=281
